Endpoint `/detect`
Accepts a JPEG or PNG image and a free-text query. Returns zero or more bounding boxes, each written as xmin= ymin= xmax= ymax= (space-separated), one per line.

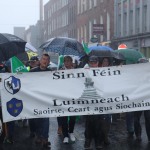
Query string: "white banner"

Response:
xmin=1 ymin=63 xmax=150 ymax=122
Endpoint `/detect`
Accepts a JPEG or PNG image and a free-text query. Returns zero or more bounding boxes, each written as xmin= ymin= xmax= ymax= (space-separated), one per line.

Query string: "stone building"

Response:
xmin=113 ymin=0 xmax=150 ymax=58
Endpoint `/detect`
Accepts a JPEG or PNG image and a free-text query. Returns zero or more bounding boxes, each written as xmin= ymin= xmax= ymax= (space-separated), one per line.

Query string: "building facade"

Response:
xmin=77 ymin=0 xmax=114 ymax=45
xmin=44 ymin=0 xmax=71 ymax=40
xmin=44 ymin=0 xmax=114 ymax=46
xmin=113 ymin=0 xmax=150 ymax=58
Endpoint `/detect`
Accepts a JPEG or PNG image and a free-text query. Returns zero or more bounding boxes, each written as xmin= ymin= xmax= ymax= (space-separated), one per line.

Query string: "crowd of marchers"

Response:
xmin=0 ymin=53 xmax=150 ymax=150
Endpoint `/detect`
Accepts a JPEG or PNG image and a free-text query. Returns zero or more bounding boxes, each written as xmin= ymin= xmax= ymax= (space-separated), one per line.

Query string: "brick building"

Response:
xmin=44 ymin=0 xmax=114 ymax=46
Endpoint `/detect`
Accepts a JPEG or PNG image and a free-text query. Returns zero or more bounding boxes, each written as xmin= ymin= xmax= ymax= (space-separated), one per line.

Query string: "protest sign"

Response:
xmin=1 ymin=63 xmax=150 ymax=122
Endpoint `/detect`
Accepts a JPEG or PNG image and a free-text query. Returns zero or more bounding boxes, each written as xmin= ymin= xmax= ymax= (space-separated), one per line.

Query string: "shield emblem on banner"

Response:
xmin=7 ymin=98 xmax=23 ymax=117
xmin=4 ymin=76 xmax=21 ymax=94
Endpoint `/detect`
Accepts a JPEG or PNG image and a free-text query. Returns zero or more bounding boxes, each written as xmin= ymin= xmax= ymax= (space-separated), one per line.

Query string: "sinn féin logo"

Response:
xmin=78 ymin=77 xmax=102 ymax=100
xmin=4 ymin=76 xmax=21 ymax=94
xmin=7 ymin=98 xmax=23 ymax=117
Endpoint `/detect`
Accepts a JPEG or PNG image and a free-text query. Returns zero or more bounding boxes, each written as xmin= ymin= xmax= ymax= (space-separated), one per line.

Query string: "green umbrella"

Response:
xmin=115 ymin=49 xmax=145 ymax=64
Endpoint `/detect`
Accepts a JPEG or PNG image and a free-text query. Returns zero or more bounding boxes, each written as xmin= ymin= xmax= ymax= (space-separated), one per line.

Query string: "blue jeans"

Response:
xmin=134 ymin=110 xmax=150 ymax=140
xmin=126 ymin=112 xmax=134 ymax=133
xmin=29 ymin=119 xmax=36 ymax=133
xmin=7 ymin=121 xmax=15 ymax=139
xmin=35 ymin=118 xmax=49 ymax=139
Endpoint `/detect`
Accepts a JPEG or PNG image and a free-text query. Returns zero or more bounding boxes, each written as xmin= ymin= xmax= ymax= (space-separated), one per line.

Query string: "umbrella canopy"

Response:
xmin=26 ymin=51 xmax=38 ymax=60
xmin=25 ymin=43 xmax=37 ymax=52
xmin=115 ymin=49 xmax=145 ymax=64
xmin=39 ymin=37 xmax=86 ymax=56
xmin=88 ymin=49 xmax=125 ymax=60
xmin=78 ymin=49 xmax=125 ymax=67
xmin=79 ymin=46 xmax=124 ymax=67
xmin=0 ymin=33 xmax=26 ymax=63
xmin=89 ymin=45 xmax=113 ymax=51
xmin=15 ymin=52 xmax=29 ymax=62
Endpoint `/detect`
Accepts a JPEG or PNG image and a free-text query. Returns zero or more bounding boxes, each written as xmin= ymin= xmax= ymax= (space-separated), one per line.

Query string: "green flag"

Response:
xmin=58 ymin=55 xmax=64 ymax=69
xmin=11 ymin=56 xmax=29 ymax=73
xmin=82 ymin=41 xmax=90 ymax=54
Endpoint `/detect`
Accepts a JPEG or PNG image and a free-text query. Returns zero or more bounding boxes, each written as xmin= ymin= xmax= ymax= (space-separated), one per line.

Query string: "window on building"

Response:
xmin=123 ymin=12 xmax=127 ymax=36
xmin=118 ymin=14 xmax=121 ymax=37
xmin=118 ymin=2 xmax=121 ymax=14
xmin=66 ymin=10 xmax=68 ymax=25
xmin=84 ymin=0 xmax=87 ymax=11
xmin=77 ymin=28 xmax=80 ymax=41
xmin=93 ymin=19 xmax=97 ymax=38
xmin=81 ymin=0 xmax=83 ymax=13
xmin=49 ymin=9 xmax=52 ymax=18
xmin=48 ymin=24 xmax=50 ymax=36
xmin=94 ymin=0 xmax=97 ymax=7
xmin=107 ymin=12 xmax=110 ymax=41
xmin=81 ymin=26 xmax=83 ymax=40
xmin=89 ymin=21 xmax=92 ymax=40
xmin=143 ymin=5 xmax=147 ymax=32
xmin=48 ymin=24 xmax=51 ymax=35
xmin=56 ymin=17 xmax=59 ymax=29
xmin=135 ymin=8 xmax=140 ymax=33
xmin=54 ymin=3 xmax=56 ymax=13
xmin=129 ymin=10 xmax=133 ymax=35
xmin=77 ymin=0 xmax=80 ymax=14
xmin=84 ymin=25 xmax=87 ymax=42
xmin=81 ymin=0 xmax=87 ymax=12
xmin=123 ymin=0 xmax=127 ymax=12
xmin=89 ymin=0 xmax=92 ymax=9
xmin=52 ymin=19 xmax=54 ymax=32
xmin=48 ymin=10 xmax=50 ymax=18
xmin=100 ymin=15 xmax=104 ymax=42
xmin=54 ymin=19 xmax=56 ymax=31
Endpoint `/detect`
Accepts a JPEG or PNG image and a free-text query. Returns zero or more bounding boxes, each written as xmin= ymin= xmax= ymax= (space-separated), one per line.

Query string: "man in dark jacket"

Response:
xmin=134 ymin=58 xmax=150 ymax=142
xmin=29 ymin=53 xmax=51 ymax=149
xmin=84 ymin=56 xmax=104 ymax=150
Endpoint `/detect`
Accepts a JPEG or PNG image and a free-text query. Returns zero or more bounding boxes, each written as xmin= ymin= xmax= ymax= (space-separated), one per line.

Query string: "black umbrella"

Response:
xmin=15 ymin=52 xmax=29 ymax=62
xmin=0 ymin=33 xmax=26 ymax=63
xmin=87 ymin=49 xmax=125 ymax=66
xmin=88 ymin=49 xmax=115 ymax=58
xmin=39 ymin=37 xmax=86 ymax=56
xmin=88 ymin=49 xmax=124 ymax=59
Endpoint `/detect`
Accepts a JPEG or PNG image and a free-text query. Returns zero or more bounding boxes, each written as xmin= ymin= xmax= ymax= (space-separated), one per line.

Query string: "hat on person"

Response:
xmin=89 ymin=56 xmax=98 ymax=62
xmin=30 ymin=56 xmax=39 ymax=61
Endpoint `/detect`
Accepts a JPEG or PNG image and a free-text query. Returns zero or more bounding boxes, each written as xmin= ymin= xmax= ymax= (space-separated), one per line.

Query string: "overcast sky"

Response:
xmin=0 ymin=0 xmax=49 ymax=34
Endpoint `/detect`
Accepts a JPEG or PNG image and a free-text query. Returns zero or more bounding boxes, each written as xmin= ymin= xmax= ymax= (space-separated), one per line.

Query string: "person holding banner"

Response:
xmin=59 ymin=55 xmax=76 ymax=144
xmin=84 ymin=55 xmax=104 ymax=150
xmin=0 ymin=79 xmax=5 ymax=143
xmin=134 ymin=58 xmax=150 ymax=142
xmin=27 ymin=56 xmax=40 ymax=138
xmin=2 ymin=61 xmax=15 ymax=144
xmin=28 ymin=56 xmax=40 ymax=69
xmin=101 ymin=57 xmax=112 ymax=144
xmin=29 ymin=53 xmax=51 ymax=148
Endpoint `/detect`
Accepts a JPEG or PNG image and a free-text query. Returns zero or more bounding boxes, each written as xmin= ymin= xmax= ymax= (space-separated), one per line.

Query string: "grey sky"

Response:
xmin=0 ymin=0 xmax=49 ymax=34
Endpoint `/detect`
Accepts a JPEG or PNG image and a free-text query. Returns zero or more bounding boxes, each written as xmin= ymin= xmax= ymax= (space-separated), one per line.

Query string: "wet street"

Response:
xmin=0 ymin=115 xmax=150 ymax=150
